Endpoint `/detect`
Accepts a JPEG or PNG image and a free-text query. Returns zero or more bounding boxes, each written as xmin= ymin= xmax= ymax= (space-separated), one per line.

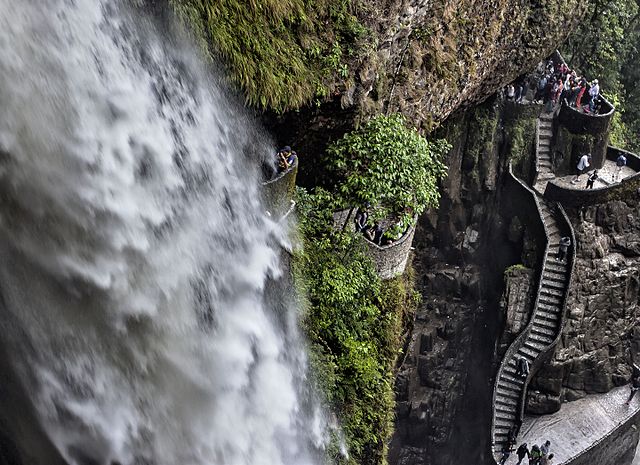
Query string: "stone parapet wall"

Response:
xmin=365 ymin=223 xmax=416 ymax=280
xmin=550 ymin=50 xmax=614 ymax=171
xmin=262 ymin=159 xmax=298 ymax=218
xmin=565 ymin=409 xmax=640 ymax=465
xmin=544 ymin=147 xmax=640 ymax=207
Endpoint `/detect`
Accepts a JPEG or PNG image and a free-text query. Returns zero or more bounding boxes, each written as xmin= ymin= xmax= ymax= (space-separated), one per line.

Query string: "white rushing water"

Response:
xmin=0 ymin=1 xmax=326 ymax=464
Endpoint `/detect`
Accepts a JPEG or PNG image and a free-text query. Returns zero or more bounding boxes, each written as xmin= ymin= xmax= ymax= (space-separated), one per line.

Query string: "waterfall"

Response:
xmin=0 ymin=1 xmax=325 ymax=464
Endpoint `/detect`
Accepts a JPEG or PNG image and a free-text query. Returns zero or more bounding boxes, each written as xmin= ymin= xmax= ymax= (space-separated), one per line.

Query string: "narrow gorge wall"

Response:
xmin=528 ymin=197 xmax=640 ymax=412
xmin=389 ymin=100 xmax=544 ymax=465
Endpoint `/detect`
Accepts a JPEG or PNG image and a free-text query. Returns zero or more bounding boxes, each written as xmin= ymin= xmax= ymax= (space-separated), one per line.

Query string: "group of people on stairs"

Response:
xmin=504 ymin=56 xmax=605 ymax=115
xmin=500 ymin=439 xmax=554 ymax=465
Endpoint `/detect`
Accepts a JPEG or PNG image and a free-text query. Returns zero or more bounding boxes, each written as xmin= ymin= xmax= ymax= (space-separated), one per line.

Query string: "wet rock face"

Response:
xmin=389 ymin=265 xmax=487 ymax=465
xmin=499 ymin=266 xmax=535 ymax=353
xmin=529 ymin=198 xmax=640 ymax=413
xmin=270 ymin=0 xmax=581 ymax=185
xmin=389 ymin=101 xmax=537 ymax=465
xmin=377 ymin=0 xmax=580 ymax=129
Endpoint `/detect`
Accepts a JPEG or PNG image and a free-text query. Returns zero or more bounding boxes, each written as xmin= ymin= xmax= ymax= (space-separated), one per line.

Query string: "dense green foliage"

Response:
xmin=325 ymin=114 xmax=449 ymax=230
xmin=169 ymin=0 xmax=367 ymax=110
xmin=294 ymin=187 xmax=418 ymax=465
xmin=562 ymin=0 xmax=640 ymax=151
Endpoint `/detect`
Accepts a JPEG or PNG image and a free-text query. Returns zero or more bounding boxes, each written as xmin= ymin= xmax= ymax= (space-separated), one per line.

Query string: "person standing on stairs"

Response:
xmin=557 ymin=236 xmax=571 ymax=262
xmin=515 ymin=356 xmax=530 ymax=378
xmin=571 ymin=153 xmax=591 ymax=183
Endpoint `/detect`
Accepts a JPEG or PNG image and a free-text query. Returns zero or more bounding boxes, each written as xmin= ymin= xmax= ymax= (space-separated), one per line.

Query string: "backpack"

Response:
xmin=617 ymin=155 xmax=627 ymax=167
xmin=531 ymin=445 xmax=541 ymax=458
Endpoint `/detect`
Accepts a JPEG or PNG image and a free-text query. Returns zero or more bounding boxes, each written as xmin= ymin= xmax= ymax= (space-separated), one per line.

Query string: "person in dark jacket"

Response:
xmin=516 ymin=443 xmax=530 ymax=465
xmin=557 ymin=236 xmax=571 ymax=262
xmin=366 ymin=222 xmax=383 ymax=245
xmin=515 ymin=356 xmax=530 ymax=378
xmin=586 ymin=169 xmax=599 ymax=189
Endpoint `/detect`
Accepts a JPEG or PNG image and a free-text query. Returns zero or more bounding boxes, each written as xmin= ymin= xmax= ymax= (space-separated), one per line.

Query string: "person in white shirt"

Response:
xmin=571 ymin=153 xmax=591 ymax=183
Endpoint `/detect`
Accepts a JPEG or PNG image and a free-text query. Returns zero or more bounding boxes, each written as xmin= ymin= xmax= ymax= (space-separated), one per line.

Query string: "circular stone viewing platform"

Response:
xmin=551 ymin=159 xmax=636 ymax=189
xmin=504 ymin=385 xmax=640 ymax=465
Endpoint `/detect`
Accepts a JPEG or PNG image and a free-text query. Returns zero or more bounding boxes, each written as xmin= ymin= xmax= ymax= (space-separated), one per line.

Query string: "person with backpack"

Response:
xmin=516 ymin=443 xmax=530 ymax=465
xmin=614 ymin=153 xmax=627 ymax=182
xmin=529 ymin=444 xmax=542 ymax=465
xmin=540 ymin=440 xmax=551 ymax=458
xmin=586 ymin=169 xmax=599 ymax=189
xmin=541 ymin=453 xmax=555 ymax=465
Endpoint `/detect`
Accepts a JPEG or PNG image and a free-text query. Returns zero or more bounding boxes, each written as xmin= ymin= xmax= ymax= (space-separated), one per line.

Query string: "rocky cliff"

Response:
xmin=528 ymin=198 xmax=640 ymax=413
xmin=388 ymin=100 xmax=546 ymax=465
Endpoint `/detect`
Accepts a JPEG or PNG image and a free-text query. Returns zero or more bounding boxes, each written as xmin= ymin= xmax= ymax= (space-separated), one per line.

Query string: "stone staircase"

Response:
xmin=491 ymin=197 xmax=574 ymax=462
xmin=534 ymin=111 xmax=555 ymax=194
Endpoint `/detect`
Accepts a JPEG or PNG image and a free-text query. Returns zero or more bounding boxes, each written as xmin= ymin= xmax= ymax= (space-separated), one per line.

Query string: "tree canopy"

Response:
xmin=562 ymin=0 xmax=640 ymax=150
xmin=325 ymin=114 xmax=449 ymax=228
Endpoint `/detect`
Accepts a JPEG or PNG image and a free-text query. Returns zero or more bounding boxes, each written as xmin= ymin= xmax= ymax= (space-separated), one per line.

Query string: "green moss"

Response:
xmin=504 ymin=263 xmax=528 ymax=275
xmin=294 ymin=187 xmax=419 ymax=465
xmin=169 ymin=0 xmax=368 ymax=111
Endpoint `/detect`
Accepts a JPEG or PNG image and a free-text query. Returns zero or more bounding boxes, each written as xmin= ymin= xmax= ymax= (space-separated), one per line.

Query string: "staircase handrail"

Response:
xmin=491 ymin=165 xmax=550 ymax=458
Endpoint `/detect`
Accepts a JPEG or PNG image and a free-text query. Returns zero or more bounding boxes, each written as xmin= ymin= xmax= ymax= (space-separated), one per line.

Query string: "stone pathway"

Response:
xmin=504 ymin=385 xmax=640 ymax=464
xmin=551 ymin=160 xmax=636 ymax=190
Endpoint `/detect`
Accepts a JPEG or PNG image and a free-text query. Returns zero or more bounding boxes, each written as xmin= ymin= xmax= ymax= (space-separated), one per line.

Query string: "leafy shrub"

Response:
xmin=325 ymin=114 xmax=449 ymax=228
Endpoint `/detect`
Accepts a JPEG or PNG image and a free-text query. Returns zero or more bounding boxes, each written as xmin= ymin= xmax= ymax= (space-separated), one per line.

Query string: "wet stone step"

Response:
xmin=542 ymin=279 xmax=565 ymax=290
xmin=539 ymin=294 xmax=562 ymax=305
xmin=534 ymin=318 xmax=558 ymax=330
xmin=541 ymin=286 xmax=564 ymax=297
xmin=496 ymin=398 xmax=518 ymax=408
xmin=529 ymin=332 xmax=554 ymax=344
xmin=498 ymin=379 xmax=522 ymax=390
xmin=503 ymin=374 xmax=525 ymax=385
xmin=545 ymin=262 xmax=567 ymax=273
xmin=494 ymin=418 xmax=515 ymax=428
xmin=531 ymin=324 xmax=556 ymax=337
xmin=543 ymin=269 xmax=565 ymax=280
xmin=518 ymin=346 xmax=538 ymax=359
xmin=538 ymin=302 xmax=561 ymax=313
xmin=536 ymin=311 xmax=559 ymax=323
xmin=497 ymin=389 xmax=521 ymax=401
xmin=524 ymin=339 xmax=547 ymax=351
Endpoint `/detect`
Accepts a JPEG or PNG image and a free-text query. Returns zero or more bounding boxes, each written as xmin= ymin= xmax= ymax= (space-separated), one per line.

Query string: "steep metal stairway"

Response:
xmin=534 ymin=111 xmax=555 ymax=194
xmin=491 ymin=195 xmax=575 ymax=462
